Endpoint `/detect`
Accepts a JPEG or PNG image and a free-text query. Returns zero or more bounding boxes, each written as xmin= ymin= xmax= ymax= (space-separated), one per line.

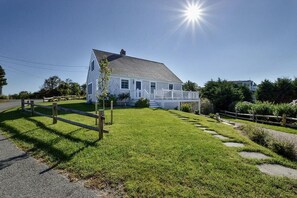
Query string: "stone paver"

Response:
xmin=223 ymin=142 xmax=245 ymax=147
xmin=257 ymin=164 xmax=297 ymax=179
xmin=203 ymin=130 xmax=217 ymax=135
xmin=213 ymin=134 xmax=229 ymax=140
xmin=239 ymin=152 xmax=271 ymax=159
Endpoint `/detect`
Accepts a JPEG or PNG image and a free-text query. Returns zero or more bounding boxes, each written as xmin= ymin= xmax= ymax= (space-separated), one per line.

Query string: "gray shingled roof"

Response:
xmin=93 ymin=49 xmax=182 ymax=83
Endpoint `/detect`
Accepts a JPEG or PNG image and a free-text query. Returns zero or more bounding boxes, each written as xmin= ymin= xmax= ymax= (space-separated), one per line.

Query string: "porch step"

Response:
xmin=149 ymin=100 xmax=161 ymax=108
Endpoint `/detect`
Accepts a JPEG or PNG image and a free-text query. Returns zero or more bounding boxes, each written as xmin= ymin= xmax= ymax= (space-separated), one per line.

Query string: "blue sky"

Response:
xmin=1 ymin=0 xmax=297 ymax=95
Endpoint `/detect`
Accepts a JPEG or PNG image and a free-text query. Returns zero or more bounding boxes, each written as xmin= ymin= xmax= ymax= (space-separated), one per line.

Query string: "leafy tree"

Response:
xmin=70 ymin=82 xmax=81 ymax=95
xmin=0 ymin=65 xmax=8 ymax=95
xmin=58 ymin=81 xmax=71 ymax=96
xmin=98 ymin=57 xmax=111 ymax=109
xmin=256 ymin=78 xmax=296 ymax=103
xmin=183 ymin=80 xmax=199 ymax=91
xmin=18 ymin=91 xmax=31 ymax=99
xmin=80 ymin=83 xmax=86 ymax=96
xmin=43 ymin=76 xmax=62 ymax=91
xmin=238 ymin=85 xmax=253 ymax=102
xmin=255 ymin=79 xmax=275 ymax=102
xmin=274 ymin=78 xmax=295 ymax=103
xmin=202 ymin=79 xmax=252 ymax=111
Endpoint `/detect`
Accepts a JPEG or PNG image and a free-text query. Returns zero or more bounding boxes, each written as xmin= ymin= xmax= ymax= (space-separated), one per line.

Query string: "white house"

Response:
xmin=86 ymin=49 xmax=200 ymax=109
xmin=230 ymin=80 xmax=257 ymax=93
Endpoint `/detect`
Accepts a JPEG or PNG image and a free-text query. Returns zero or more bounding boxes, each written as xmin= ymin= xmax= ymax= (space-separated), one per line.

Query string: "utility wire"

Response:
xmin=5 ymin=66 xmax=46 ymax=80
xmin=0 ymin=54 xmax=88 ymax=68
xmin=0 ymin=59 xmax=87 ymax=72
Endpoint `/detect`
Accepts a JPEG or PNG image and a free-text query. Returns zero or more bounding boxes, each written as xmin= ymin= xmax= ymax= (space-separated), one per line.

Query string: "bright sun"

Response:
xmin=185 ymin=3 xmax=202 ymax=22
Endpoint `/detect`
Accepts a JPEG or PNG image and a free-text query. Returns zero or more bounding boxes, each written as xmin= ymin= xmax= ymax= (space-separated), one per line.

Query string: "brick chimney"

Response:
xmin=120 ymin=49 xmax=126 ymax=56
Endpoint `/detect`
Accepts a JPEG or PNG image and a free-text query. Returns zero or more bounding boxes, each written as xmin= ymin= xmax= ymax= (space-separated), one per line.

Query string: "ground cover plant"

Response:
xmin=240 ymin=125 xmax=296 ymax=160
xmin=1 ymin=100 xmax=297 ymax=197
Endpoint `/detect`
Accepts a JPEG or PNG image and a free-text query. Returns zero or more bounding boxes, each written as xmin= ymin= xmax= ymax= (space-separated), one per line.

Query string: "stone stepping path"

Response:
xmin=239 ymin=152 xmax=271 ymax=160
xmin=213 ymin=134 xmax=229 ymax=140
xmin=257 ymin=164 xmax=297 ymax=179
xmin=173 ymin=113 xmax=297 ymax=180
xmin=223 ymin=142 xmax=245 ymax=147
xmin=203 ymin=130 xmax=217 ymax=135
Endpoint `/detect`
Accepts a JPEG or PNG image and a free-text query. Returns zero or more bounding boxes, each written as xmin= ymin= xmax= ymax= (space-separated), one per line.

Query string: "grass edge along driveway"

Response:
xmin=0 ymin=100 xmax=297 ymax=197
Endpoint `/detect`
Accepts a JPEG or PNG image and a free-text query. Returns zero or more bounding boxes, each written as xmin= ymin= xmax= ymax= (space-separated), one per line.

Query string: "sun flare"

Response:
xmin=185 ymin=3 xmax=202 ymax=22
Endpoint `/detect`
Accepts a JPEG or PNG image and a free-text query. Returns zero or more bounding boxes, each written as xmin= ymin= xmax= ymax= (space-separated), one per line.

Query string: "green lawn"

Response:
xmin=1 ymin=100 xmax=297 ymax=197
xmin=222 ymin=116 xmax=297 ymax=135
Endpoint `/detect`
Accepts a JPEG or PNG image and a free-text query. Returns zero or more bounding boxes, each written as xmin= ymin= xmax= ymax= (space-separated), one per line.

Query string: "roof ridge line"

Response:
xmin=93 ymin=49 xmax=164 ymax=65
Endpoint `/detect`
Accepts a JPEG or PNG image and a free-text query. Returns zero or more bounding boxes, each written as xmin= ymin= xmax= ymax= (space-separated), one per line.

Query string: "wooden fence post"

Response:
xmin=111 ymin=101 xmax=113 ymax=125
xmin=281 ymin=114 xmax=286 ymax=126
xmin=21 ymin=98 xmax=25 ymax=111
xmin=52 ymin=103 xmax=57 ymax=124
xmin=98 ymin=110 xmax=104 ymax=140
xmin=30 ymin=101 xmax=34 ymax=116
xmin=95 ymin=101 xmax=98 ymax=125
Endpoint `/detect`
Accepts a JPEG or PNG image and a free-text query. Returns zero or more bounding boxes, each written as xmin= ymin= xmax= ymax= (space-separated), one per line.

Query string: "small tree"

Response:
xmin=98 ymin=57 xmax=111 ymax=109
xmin=0 ymin=65 xmax=8 ymax=95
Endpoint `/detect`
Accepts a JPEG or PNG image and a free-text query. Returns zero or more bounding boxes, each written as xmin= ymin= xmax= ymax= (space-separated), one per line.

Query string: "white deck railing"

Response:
xmin=153 ymin=89 xmax=199 ymax=100
xmin=129 ymin=89 xmax=199 ymax=101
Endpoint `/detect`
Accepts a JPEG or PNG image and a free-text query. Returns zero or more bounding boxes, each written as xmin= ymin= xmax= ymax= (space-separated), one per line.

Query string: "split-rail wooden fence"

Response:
xmin=220 ymin=110 xmax=297 ymax=129
xmin=21 ymin=99 xmax=113 ymax=140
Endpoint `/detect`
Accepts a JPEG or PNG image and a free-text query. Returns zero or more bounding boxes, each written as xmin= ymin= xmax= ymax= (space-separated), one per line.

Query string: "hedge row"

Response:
xmin=235 ymin=101 xmax=297 ymax=117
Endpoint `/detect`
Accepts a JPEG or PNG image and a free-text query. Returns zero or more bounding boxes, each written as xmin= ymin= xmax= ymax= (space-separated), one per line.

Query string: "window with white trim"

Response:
xmin=88 ymin=83 xmax=92 ymax=94
xmin=121 ymin=79 xmax=129 ymax=89
xmin=91 ymin=61 xmax=94 ymax=71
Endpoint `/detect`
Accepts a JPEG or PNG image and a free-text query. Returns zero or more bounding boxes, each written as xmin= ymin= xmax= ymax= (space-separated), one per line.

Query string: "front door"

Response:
xmin=135 ymin=81 xmax=142 ymax=98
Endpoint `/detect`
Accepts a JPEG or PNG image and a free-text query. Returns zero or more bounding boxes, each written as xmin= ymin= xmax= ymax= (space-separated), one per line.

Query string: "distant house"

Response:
xmin=86 ymin=49 xmax=199 ymax=109
xmin=230 ymin=80 xmax=257 ymax=93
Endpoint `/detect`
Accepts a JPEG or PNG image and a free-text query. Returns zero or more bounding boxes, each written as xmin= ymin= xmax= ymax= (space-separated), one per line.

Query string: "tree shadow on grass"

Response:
xmin=0 ymin=117 xmax=100 ymax=175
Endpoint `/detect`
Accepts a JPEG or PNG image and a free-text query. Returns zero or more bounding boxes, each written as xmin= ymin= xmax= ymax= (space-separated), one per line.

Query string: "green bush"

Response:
xmin=269 ymin=140 xmax=296 ymax=160
xmin=209 ymin=113 xmax=215 ymax=118
xmin=98 ymin=93 xmax=117 ymax=107
xmin=241 ymin=125 xmax=296 ymax=160
xmin=248 ymin=101 xmax=274 ymax=115
xmin=135 ymin=98 xmax=149 ymax=108
xmin=117 ymin=92 xmax=130 ymax=101
xmin=181 ymin=103 xmax=192 ymax=112
xmin=0 ymin=95 xmax=8 ymax=99
xmin=273 ymin=103 xmax=297 ymax=117
xmin=241 ymin=125 xmax=270 ymax=147
xmin=200 ymin=98 xmax=214 ymax=115
xmin=235 ymin=102 xmax=253 ymax=113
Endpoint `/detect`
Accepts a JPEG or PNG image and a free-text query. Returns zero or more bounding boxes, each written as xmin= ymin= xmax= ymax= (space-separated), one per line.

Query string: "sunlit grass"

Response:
xmin=1 ymin=100 xmax=297 ymax=197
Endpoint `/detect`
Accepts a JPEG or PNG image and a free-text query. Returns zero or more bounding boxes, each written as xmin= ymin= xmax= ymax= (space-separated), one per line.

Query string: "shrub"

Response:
xmin=0 ymin=95 xmax=8 ymax=99
xmin=200 ymin=98 xmax=214 ymax=115
xmin=269 ymin=140 xmax=296 ymax=160
xmin=181 ymin=103 xmax=192 ymax=112
xmin=209 ymin=113 xmax=215 ymax=118
xmin=248 ymin=101 xmax=274 ymax=115
xmin=241 ymin=125 xmax=270 ymax=147
xmin=98 ymin=93 xmax=117 ymax=107
xmin=241 ymin=125 xmax=297 ymax=160
xmin=135 ymin=98 xmax=149 ymax=108
xmin=235 ymin=101 xmax=253 ymax=113
xmin=273 ymin=103 xmax=297 ymax=118
xmin=117 ymin=92 xmax=130 ymax=101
